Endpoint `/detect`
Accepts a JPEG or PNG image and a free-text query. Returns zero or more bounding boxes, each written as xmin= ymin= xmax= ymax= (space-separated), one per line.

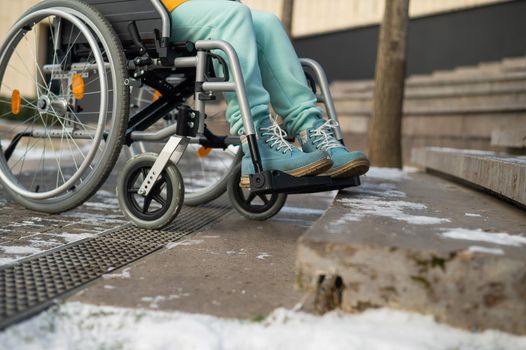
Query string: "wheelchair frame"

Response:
xmin=0 ymin=0 xmax=360 ymax=228
xmin=113 ymin=0 xmax=360 ymax=198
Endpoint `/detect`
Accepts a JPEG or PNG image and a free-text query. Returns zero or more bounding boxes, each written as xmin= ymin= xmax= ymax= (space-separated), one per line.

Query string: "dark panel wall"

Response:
xmin=293 ymin=0 xmax=526 ymax=81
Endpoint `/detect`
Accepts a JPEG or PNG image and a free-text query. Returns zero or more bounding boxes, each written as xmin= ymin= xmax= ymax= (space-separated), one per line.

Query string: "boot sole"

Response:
xmin=323 ymin=159 xmax=370 ymax=178
xmin=239 ymin=158 xmax=333 ymax=188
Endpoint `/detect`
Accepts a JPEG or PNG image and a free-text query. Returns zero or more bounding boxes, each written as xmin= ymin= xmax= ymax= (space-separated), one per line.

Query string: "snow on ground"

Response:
xmin=336 ymin=180 xmax=450 ymax=226
xmin=166 ymin=239 xmax=204 ymax=250
xmin=440 ymin=228 xmax=526 ymax=247
xmin=467 ymin=246 xmax=505 ymax=256
xmin=1 ymin=302 xmax=525 ymax=350
xmin=366 ymin=167 xmax=410 ymax=181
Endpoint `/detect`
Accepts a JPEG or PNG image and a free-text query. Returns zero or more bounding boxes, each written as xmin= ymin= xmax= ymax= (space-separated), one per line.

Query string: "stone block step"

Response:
xmin=332 ymin=71 xmax=526 ymax=93
xmin=337 ymin=113 xmax=526 ymax=140
xmin=332 ymin=81 xmax=526 ymax=101
xmin=412 ymin=147 xmax=526 ymax=207
xmin=333 ymin=93 xmax=526 ymax=113
xmin=337 ymin=102 xmax=526 ymax=117
xmin=491 ymin=130 xmax=526 ymax=149
xmin=296 ymin=169 xmax=526 ymax=335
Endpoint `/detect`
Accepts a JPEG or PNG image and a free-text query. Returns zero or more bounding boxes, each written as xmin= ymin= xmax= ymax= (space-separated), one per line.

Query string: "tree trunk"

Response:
xmin=368 ymin=0 xmax=410 ymax=168
xmin=281 ymin=0 xmax=295 ymax=36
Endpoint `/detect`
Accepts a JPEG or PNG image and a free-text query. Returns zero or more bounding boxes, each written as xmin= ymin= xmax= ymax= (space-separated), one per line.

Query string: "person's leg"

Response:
xmin=251 ymin=10 xmax=369 ymax=177
xmin=170 ymin=0 xmax=268 ymax=135
xmin=250 ymin=10 xmax=321 ymax=137
xmin=169 ymin=1 xmax=332 ymax=180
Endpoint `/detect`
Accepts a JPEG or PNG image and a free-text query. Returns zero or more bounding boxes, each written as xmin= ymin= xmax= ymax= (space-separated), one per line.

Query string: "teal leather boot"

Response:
xmin=296 ymin=119 xmax=370 ymax=178
xmin=240 ymin=116 xmax=332 ymax=187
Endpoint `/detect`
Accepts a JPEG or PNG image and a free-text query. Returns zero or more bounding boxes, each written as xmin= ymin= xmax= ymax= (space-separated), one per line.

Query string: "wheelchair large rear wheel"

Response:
xmin=0 ymin=0 xmax=128 ymax=213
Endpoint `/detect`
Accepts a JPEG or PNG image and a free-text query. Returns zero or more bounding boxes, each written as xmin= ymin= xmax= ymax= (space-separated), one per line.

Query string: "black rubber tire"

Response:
xmin=117 ymin=153 xmax=184 ymax=230
xmin=1 ymin=0 xmax=129 ymax=213
xmin=227 ymin=163 xmax=287 ymax=221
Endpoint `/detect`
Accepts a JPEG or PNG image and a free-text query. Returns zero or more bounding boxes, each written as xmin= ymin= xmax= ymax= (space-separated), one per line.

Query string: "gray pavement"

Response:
xmin=0 ymin=174 xmax=125 ymax=266
xmin=70 ymin=192 xmax=335 ymax=319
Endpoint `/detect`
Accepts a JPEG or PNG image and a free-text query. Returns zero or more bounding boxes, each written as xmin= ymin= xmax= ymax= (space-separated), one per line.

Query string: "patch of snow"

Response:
xmin=349 ymin=182 xmax=407 ymax=198
xmin=467 ymin=246 xmax=505 ymax=256
xmin=48 ymin=232 xmax=96 ymax=243
xmin=83 ymin=202 xmax=119 ymax=210
xmin=62 ymin=211 xmax=126 ymax=225
xmin=337 ymin=197 xmax=450 ymax=226
xmin=465 ymin=213 xmax=482 ymax=217
xmin=9 ymin=219 xmax=45 ymax=228
xmin=279 ymin=206 xmax=325 ymax=216
xmin=256 ymin=252 xmax=271 ymax=260
xmin=226 ymin=249 xmax=247 ymax=256
xmin=0 ymin=245 xmax=43 ymax=255
xmin=440 ymin=228 xmax=526 ymax=247
xmin=165 ymin=239 xmax=203 ymax=250
xmin=104 ymin=285 xmax=116 ymax=290
xmin=0 ymin=257 xmax=17 ymax=265
xmin=27 ymin=239 xmax=60 ymax=248
xmin=366 ymin=167 xmax=409 ymax=181
xmin=102 ymin=268 xmax=131 ymax=280
xmin=1 ymin=302 xmax=525 ymax=350
xmin=141 ymin=291 xmax=190 ymax=309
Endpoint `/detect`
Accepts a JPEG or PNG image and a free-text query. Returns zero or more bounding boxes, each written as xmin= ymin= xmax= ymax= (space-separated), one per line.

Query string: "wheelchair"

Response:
xmin=0 ymin=0 xmax=360 ymax=229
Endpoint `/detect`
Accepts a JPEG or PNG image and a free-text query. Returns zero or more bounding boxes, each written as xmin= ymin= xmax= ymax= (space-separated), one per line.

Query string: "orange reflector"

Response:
xmin=71 ymin=74 xmax=85 ymax=100
xmin=197 ymin=146 xmax=213 ymax=158
xmin=11 ymin=89 xmax=21 ymax=116
xmin=152 ymin=90 xmax=162 ymax=102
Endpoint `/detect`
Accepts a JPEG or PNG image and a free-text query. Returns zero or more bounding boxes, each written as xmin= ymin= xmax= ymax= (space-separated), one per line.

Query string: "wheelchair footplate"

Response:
xmin=247 ymin=170 xmax=361 ymax=196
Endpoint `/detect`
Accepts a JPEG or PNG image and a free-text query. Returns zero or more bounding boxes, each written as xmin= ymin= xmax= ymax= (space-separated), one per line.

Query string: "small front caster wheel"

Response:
xmin=227 ymin=164 xmax=287 ymax=221
xmin=117 ymin=153 xmax=184 ymax=230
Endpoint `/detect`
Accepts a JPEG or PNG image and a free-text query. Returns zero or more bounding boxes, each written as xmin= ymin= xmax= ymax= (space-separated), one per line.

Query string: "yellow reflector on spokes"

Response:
xmin=152 ymin=90 xmax=162 ymax=102
xmin=72 ymin=74 xmax=85 ymax=100
xmin=11 ymin=89 xmax=21 ymax=115
xmin=197 ymin=146 xmax=213 ymax=158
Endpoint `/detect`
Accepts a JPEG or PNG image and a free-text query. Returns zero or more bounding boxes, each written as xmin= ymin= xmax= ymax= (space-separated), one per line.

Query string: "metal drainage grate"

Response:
xmin=0 ymin=203 xmax=231 ymax=330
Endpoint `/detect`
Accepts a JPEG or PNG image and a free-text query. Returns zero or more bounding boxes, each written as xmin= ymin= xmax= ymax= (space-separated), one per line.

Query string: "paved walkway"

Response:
xmin=71 ymin=192 xmax=335 ymax=319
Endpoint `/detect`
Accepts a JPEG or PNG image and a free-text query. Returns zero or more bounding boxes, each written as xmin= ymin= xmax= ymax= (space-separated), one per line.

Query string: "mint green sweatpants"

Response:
xmin=169 ymin=0 xmax=322 ymax=136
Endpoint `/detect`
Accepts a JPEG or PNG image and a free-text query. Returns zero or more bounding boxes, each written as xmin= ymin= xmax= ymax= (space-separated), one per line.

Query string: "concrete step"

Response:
xmin=332 ymin=81 xmax=526 ymax=100
xmin=332 ymin=71 xmax=526 ymax=93
xmin=334 ymin=92 xmax=526 ymax=112
xmin=412 ymin=147 xmax=526 ymax=207
xmin=338 ymin=113 xmax=526 ymax=139
xmin=491 ymin=130 xmax=526 ymax=149
xmin=336 ymin=102 xmax=526 ymax=117
xmin=296 ymin=169 xmax=526 ymax=335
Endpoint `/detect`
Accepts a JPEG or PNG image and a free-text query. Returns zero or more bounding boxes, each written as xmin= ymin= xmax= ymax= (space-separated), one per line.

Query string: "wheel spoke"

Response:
xmin=258 ymin=194 xmax=270 ymax=205
xmin=246 ymin=192 xmax=256 ymax=204
xmin=153 ymin=194 xmax=166 ymax=206
xmin=142 ymin=196 xmax=153 ymax=213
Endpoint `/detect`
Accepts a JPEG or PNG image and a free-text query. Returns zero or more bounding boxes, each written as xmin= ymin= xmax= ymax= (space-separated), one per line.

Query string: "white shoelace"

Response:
xmin=309 ymin=119 xmax=344 ymax=151
xmin=260 ymin=116 xmax=293 ymax=154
